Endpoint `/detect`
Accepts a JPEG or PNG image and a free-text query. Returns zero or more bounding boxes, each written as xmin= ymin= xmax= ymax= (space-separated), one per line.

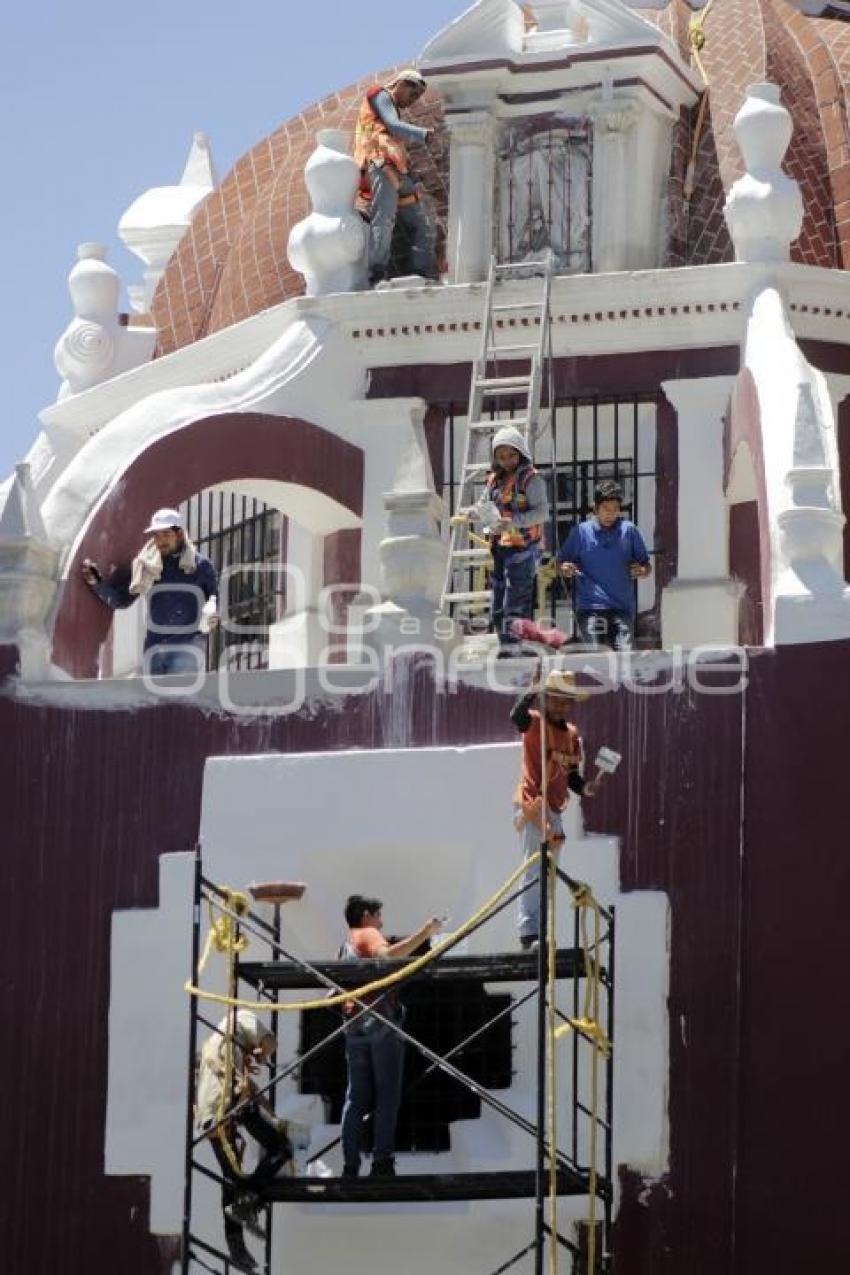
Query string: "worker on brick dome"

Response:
xmin=465 ymin=426 xmax=549 ymax=656
xmin=510 ymin=669 xmax=597 ymax=949
xmin=81 ymin=507 xmax=218 ymax=675
xmin=353 ymin=67 xmax=439 ymax=287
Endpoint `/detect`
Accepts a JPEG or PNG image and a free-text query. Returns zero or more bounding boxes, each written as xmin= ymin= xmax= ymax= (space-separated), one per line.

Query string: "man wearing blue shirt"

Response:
xmin=556 ymin=480 xmax=651 ymax=650
xmin=81 ymin=507 xmax=218 ymax=675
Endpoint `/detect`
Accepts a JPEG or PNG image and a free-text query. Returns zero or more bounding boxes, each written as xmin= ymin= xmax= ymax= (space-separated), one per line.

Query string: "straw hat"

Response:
xmin=541 ymin=669 xmax=588 ymax=700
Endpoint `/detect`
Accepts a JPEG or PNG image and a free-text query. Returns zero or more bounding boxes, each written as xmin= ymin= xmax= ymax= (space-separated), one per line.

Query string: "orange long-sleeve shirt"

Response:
xmin=514 ymin=709 xmax=584 ymax=821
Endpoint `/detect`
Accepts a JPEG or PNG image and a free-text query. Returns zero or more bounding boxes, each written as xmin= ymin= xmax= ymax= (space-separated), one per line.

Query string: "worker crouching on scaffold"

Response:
xmin=510 ymin=669 xmax=597 ymax=949
xmin=464 ymin=426 xmax=548 ymax=656
xmin=196 ymin=1010 xmax=294 ymax=1272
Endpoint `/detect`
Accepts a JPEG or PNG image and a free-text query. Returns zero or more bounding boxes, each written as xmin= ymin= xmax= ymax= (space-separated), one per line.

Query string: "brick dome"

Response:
xmin=153 ymin=3 xmax=850 ymax=354
xmin=152 ymin=69 xmax=448 ymax=355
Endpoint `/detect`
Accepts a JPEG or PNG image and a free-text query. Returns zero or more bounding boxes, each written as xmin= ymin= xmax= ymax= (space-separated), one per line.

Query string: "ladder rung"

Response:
xmin=492 ymin=301 xmax=544 ymax=313
xmin=477 ymin=376 xmax=532 ymax=392
xmin=450 ymin=548 xmax=491 ymax=563
xmin=468 ymin=418 xmax=530 ymax=432
xmin=494 ymin=260 xmax=550 ymax=273
xmin=486 ymin=344 xmax=538 ymax=356
xmin=444 ymin=590 xmax=492 ymax=604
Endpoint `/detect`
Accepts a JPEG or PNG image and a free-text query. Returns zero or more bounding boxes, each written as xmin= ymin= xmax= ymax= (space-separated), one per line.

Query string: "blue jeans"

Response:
xmin=340 ymin=1011 xmax=405 ymax=1169
xmin=516 ymin=807 xmax=564 ymax=940
xmin=367 ymin=163 xmax=436 ymax=282
xmin=575 ymin=609 xmax=634 ymax=651
xmin=144 ymin=638 xmax=205 ymax=675
xmin=491 ymin=545 xmax=541 ymax=647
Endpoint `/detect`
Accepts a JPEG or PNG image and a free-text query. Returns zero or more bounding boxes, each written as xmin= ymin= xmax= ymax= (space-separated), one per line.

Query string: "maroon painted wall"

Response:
xmin=730 ymin=501 xmax=764 ymax=645
xmin=2 ymin=642 xmax=850 ymax=1273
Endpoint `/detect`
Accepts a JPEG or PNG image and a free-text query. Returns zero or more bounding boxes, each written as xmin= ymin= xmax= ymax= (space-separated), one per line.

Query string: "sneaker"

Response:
xmin=341 ymin=1163 xmax=359 ymax=1179
xmin=224 ymin=1197 xmax=265 ymax=1240
xmin=370 ymin=1157 xmax=396 ymax=1177
xmin=225 ymin=1236 xmax=258 ymax=1273
xmin=520 ymin=935 xmax=539 ymax=952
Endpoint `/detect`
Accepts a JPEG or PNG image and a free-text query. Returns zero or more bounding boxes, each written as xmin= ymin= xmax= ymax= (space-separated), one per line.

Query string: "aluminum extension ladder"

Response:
xmin=440 ymin=251 xmax=554 ymax=625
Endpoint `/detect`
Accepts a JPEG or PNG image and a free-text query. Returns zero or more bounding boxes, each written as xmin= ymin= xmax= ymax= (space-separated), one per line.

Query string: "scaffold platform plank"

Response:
xmin=264 ymin=1167 xmax=603 ymax=1203
xmin=239 ymin=949 xmax=589 ymax=991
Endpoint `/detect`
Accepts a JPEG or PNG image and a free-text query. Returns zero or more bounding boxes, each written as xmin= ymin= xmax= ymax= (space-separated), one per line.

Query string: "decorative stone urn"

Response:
xmin=288 ymin=129 xmax=368 ymax=296
xmin=723 ymin=82 xmax=803 ymax=263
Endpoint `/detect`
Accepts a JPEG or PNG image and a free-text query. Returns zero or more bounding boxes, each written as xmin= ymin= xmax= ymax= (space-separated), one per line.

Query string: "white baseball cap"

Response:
xmin=144 ymin=507 xmax=185 ymax=534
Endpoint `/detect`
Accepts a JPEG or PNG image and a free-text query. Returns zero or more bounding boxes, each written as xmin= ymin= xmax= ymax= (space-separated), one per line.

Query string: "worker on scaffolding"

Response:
xmin=465 ymin=425 xmax=549 ymax=657
xmin=340 ymin=895 xmax=443 ymax=1178
xmin=81 ymin=506 xmax=218 ymax=675
xmin=510 ymin=669 xmax=597 ymax=949
xmin=196 ymin=1010 xmax=293 ymax=1272
xmin=557 ymin=478 xmax=651 ymax=650
xmin=353 ymin=68 xmax=439 ymax=287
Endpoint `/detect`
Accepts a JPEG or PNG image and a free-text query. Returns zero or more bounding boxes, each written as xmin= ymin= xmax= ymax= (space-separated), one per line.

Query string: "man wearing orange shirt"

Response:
xmin=511 ymin=670 xmax=597 ymax=948
xmin=340 ymin=895 xmax=442 ymax=1178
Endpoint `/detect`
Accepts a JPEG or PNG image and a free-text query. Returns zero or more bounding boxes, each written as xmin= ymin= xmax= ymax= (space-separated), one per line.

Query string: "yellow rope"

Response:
xmin=197 ymin=890 xmax=250 ymax=976
xmin=213 ymin=894 xmax=252 ymax=1180
xmin=684 ymin=0 xmax=718 ymax=203
xmin=547 ymin=851 xmax=559 ymax=1275
xmin=186 ymin=853 xmax=541 ymax=1014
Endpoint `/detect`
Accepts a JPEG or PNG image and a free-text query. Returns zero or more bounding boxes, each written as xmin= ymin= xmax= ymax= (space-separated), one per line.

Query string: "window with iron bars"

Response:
xmin=496 ymin=115 xmax=593 ymax=272
xmin=438 ymin=393 xmax=661 ymax=643
xmin=181 ymin=491 xmax=286 ymax=671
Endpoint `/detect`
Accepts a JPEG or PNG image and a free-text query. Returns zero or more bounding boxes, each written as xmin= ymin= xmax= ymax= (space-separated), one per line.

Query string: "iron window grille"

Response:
xmin=496 ymin=116 xmax=593 ymax=272
xmin=181 ymin=491 xmax=286 ymax=672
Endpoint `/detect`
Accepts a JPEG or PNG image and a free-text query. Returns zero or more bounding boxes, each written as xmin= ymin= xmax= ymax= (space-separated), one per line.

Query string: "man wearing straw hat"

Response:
xmin=353 ymin=68 xmax=439 ymax=286
xmin=510 ymin=669 xmax=597 ymax=949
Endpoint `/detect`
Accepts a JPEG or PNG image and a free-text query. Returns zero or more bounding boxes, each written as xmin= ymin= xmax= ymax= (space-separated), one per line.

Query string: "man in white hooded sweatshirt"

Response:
xmin=467 ymin=426 xmax=549 ymax=655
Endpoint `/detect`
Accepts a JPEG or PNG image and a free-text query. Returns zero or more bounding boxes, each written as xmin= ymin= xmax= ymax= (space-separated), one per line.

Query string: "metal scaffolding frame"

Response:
xmin=181 ymin=843 xmax=615 ymax=1275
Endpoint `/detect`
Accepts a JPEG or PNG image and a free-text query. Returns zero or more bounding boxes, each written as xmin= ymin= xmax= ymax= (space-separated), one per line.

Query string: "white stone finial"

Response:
xmin=53 ymin=242 xmax=156 ymax=401
xmin=180 ymin=132 xmax=218 ymax=188
xmin=0 ymin=463 xmax=59 ymax=679
xmin=118 ymin=131 xmax=218 ymax=312
xmin=723 ymin=82 xmax=804 ymax=263
xmin=287 ymin=130 xmax=368 ymax=296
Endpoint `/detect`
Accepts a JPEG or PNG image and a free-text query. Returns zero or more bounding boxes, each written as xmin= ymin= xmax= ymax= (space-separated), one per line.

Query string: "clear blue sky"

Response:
xmin=0 ymin=0 xmax=464 ymax=479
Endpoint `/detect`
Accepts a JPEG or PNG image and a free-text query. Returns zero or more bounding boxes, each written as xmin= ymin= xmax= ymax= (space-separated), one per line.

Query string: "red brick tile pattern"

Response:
xmin=152 ymin=70 xmax=447 ymax=354
xmin=155 ymin=9 xmax=850 ymax=353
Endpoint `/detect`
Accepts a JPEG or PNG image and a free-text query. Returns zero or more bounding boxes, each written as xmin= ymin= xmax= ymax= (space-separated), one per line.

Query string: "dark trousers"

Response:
xmin=575 ymin=609 xmax=635 ymax=650
xmin=210 ymin=1103 xmax=291 ymax=1247
xmin=340 ymin=1014 xmax=405 ymax=1169
xmin=491 ymin=545 xmax=541 ymax=647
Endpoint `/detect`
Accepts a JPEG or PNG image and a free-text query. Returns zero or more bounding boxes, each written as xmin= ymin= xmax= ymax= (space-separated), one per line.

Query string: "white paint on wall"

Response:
xmin=105 ymin=741 xmax=670 ymax=1268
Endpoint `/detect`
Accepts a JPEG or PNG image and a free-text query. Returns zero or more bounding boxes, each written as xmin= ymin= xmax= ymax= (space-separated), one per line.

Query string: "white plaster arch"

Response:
xmin=40 ymin=316 xmax=364 ymax=567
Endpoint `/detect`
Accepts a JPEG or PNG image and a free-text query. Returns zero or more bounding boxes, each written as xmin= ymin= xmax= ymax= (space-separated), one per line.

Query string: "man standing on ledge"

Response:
xmin=557 ymin=479 xmax=651 ymax=650
xmin=81 ymin=507 xmax=218 ymax=675
xmin=340 ymin=895 xmax=442 ymax=1179
xmin=354 ymin=68 xmax=439 ymax=287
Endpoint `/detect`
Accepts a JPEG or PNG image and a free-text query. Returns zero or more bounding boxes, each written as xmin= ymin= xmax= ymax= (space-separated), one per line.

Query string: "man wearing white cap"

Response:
xmin=81 ymin=508 xmax=218 ymax=675
xmin=466 ymin=426 xmax=549 ymax=655
xmin=353 ymin=68 xmax=439 ymax=286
